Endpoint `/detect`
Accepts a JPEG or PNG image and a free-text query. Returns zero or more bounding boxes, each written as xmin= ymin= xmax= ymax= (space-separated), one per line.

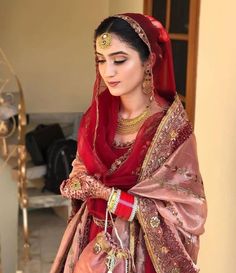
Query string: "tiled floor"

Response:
xmin=17 ymin=208 xmax=67 ymax=273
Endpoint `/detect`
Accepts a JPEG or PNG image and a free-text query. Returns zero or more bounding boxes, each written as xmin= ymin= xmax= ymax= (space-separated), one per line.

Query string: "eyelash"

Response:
xmin=96 ymin=59 xmax=126 ymax=65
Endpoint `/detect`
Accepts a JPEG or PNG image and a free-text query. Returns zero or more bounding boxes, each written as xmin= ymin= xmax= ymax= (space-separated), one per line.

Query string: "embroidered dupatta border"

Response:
xmin=137 ymin=199 xmax=199 ymax=273
xmin=136 ymin=96 xmax=198 ymax=273
xmin=139 ymin=95 xmax=192 ymax=181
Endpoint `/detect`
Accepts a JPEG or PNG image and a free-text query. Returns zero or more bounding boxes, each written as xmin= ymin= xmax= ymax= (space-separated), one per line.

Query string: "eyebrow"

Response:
xmin=95 ymin=51 xmax=129 ymax=57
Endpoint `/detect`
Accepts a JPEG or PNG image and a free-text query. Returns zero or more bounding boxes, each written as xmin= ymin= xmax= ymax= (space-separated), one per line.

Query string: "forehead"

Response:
xmin=95 ymin=33 xmax=136 ymax=55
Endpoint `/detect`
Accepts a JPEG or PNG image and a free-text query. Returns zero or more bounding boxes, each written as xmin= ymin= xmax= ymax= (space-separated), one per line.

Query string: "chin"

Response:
xmin=108 ymin=88 xmax=125 ymax=97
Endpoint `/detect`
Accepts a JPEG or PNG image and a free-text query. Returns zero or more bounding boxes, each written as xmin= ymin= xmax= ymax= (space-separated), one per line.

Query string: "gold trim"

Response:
xmin=139 ymin=95 xmax=181 ymax=181
xmin=114 ymin=15 xmax=155 ymax=98
xmin=136 ymin=202 xmax=162 ymax=273
xmin=129 ymin=221 xmax=135 ymax=273
xmin=93 ymin=95 xmax=99 ymax=149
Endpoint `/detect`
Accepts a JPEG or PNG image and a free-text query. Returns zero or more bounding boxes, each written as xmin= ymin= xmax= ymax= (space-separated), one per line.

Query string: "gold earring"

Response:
xmin=142 ymin=67 xmax=153 ymax=95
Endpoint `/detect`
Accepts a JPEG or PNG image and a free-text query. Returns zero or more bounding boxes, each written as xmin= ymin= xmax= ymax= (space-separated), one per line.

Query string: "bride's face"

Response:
xmin=96 ymin=33 xmax=147 ymax=98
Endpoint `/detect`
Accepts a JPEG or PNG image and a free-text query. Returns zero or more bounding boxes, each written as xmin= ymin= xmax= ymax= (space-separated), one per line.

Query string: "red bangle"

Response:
xmin=114 ymin=191 xmax=134 ymax=220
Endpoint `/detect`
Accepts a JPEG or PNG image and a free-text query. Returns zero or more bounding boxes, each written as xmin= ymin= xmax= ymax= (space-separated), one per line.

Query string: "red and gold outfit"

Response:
xmin=50 ymin=13 xmax=207 ymax=273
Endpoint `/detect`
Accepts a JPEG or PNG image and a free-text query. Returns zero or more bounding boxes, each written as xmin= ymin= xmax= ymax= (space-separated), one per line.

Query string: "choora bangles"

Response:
xmin=107 ymin=188 xmax=138 ymax=222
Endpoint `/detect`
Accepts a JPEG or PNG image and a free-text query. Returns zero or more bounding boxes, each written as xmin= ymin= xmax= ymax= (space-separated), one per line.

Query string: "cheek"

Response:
xmin=98 ymin=65 xmax=104 ymax=78
xmin=123 ymin=62 xmax=145 ymax=82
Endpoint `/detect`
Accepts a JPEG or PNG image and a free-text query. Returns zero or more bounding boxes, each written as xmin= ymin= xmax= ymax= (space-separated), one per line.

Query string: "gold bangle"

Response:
xmin=109 ymin=190 xmax=121 ymax=213
xmin=108 ymin=190 xmax=117 ymax=211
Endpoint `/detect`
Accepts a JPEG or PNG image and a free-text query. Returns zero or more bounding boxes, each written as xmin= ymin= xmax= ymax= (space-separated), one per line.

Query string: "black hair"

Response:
xmin=95 ymin=17 xmax=150 ymax=63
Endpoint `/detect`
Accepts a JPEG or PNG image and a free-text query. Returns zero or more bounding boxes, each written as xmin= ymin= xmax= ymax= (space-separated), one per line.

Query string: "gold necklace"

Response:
xmin=116 ymin=105 xmax=151 ymax=135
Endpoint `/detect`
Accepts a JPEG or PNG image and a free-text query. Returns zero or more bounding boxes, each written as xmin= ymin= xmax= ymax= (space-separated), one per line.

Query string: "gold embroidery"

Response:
xmin=108 ymin=146 xmax=133 ymax=174
xmin=171 ymin=268 xmax=180 ymax=273
xmin=93 ymin=242 xmax=102 ymax=254
xmin=149 ymin=176 xmax=205 ymax=200
xmin=166 ymin=202 xmax=184 ymax=227
xmin=115 ymin=15 xmax=151 ymax=52
xmin=149 ymin=216 xmax=160 ymax=228
xmin=136 ymin=200 xmax=162 ymax=273
xmin=139 ymin=96 xmax=189 ymax=181
xmin=129 ymin=221 xmax=135 ymax=270
xmin=137 ymin=198 xmax=198 ymax=273
xmin=170 ymin=130 xmax=178 ymax=141
xmin=161 ymin=246 xmax=169 ymax=254
xmin=164 ymin=164 xmax=200 ymax=182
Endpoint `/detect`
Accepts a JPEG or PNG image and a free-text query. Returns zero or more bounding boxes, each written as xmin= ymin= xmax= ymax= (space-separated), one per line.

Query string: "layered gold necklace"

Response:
xmin=116 ymin=105 xmax=151 ymax=135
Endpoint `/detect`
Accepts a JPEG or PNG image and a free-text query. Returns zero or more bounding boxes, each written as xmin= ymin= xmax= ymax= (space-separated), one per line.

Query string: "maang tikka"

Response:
xmin=97 ymin=32 xmax=112 ymax=49
xmin=142 ymin=66 xmax=153 ymax=95
xmin=97 ymin=22 xmax=113 ymax=49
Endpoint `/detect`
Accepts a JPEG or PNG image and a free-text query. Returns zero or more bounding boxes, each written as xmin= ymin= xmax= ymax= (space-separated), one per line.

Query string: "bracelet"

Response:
xmin=115 ymin=191 xmax=133 ymax=219
xmin=108 ymin=189 xmax=139 ymax=221
xmin=128 ymin=196 xmax=138 ymax=222
xmin=107 ymin=187 xmax=115 ymax=205
xmin=107 ymin=188 xmax=121 ymax=213
xmin=110 ymin=190 xmax=121 ymax=213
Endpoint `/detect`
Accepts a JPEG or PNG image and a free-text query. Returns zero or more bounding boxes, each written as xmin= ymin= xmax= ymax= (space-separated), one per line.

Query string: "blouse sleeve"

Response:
xmin=69 ymin=154 xmax=88 ymax=179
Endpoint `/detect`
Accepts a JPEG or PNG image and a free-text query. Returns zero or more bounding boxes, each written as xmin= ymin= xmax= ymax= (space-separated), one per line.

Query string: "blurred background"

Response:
xmin=0 ymin=0 xmax=236 ymax=272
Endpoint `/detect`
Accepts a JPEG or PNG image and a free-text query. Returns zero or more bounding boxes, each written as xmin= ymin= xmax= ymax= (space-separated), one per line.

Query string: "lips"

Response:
xmin=107 ymin=81 xmax=120 ymax=87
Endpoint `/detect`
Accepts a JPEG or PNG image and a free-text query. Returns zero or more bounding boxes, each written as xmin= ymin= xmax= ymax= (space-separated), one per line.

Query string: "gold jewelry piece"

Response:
xmin=116 ymin=105 xmax=151 ymax=135
xmin=107 ymin=189 xmax=121 ymax=213
xmin=97 ymin=32 xmax=112 ymax=49
xmin=70 ymin=178 xmax=81 ymax=191
xmin=142 ymin=66 xmax=153 ymax=95
xmin=108 ymin=189 xmax=116 ymax=210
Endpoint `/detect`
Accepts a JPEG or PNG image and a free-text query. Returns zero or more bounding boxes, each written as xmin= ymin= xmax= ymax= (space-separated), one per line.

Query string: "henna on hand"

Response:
xmin=60 ymin=173 xmax=112 ymax=201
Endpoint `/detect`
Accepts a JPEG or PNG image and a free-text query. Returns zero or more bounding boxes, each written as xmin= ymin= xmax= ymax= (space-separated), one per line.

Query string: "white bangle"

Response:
xmin=128 ymin=196 xmax=139 ymax=222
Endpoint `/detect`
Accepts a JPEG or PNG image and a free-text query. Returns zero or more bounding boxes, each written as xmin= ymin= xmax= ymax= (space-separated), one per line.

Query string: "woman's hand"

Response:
xmin=60 ymin=173 xmax=112 ymax=201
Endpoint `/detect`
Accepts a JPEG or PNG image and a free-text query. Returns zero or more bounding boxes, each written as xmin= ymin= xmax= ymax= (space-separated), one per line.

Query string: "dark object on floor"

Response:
xmin=25 ymin=123 xmax=65 ymax=165
xmin=44 ymin=139 xmax=77 ymax=194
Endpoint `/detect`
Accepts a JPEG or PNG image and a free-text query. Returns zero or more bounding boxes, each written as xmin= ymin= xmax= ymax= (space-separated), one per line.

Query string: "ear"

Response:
xmin=145 ymin=53 xmax=156 ymax=69
xmin=149 ymin=53 xmax=156 ymax=67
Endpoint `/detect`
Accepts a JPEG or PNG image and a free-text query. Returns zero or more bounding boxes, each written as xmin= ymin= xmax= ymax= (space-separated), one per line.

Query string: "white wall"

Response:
xmin=195 ymin=0 xmax=236 ymax=272
xmin=0 ymin=0 xmax=109 ymax=113
xmin=0 ymin=0 xmax=144 ymax=114
xmin=109 ymin=0 xmax=143 ymax=14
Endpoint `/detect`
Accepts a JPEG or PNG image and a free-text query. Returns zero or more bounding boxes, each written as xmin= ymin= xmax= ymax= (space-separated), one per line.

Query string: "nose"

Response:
xmin=103 ymin=62 xmax=116 ymax=78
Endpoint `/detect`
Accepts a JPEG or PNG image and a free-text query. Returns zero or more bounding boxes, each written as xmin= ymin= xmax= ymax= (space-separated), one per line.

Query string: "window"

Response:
xmin=144 ymin=0 xmax=200 ymax=124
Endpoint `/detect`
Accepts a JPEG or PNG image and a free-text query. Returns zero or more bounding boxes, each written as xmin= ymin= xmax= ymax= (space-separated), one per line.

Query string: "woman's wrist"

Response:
xmin=104 ymin=186 xmax=113 ymax=201
xmin=107 ymin=189 xmax=138 ymax=221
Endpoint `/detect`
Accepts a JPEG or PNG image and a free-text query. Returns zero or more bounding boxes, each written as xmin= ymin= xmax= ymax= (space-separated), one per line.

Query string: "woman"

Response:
xmin=50 ymin=13 xmax=207 ymax=273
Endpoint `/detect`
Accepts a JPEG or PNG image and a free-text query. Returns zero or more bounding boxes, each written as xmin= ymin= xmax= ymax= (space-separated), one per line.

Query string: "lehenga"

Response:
xmin=50 ymin=13 xmax=207 ymax=273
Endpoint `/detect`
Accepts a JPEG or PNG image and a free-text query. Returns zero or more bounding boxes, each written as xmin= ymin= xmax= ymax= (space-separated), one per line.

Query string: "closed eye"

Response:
xmin=96 ymin=59 xmax=105 ymax=64
xmin=114 ymin=59 xmax=126 ymax=64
